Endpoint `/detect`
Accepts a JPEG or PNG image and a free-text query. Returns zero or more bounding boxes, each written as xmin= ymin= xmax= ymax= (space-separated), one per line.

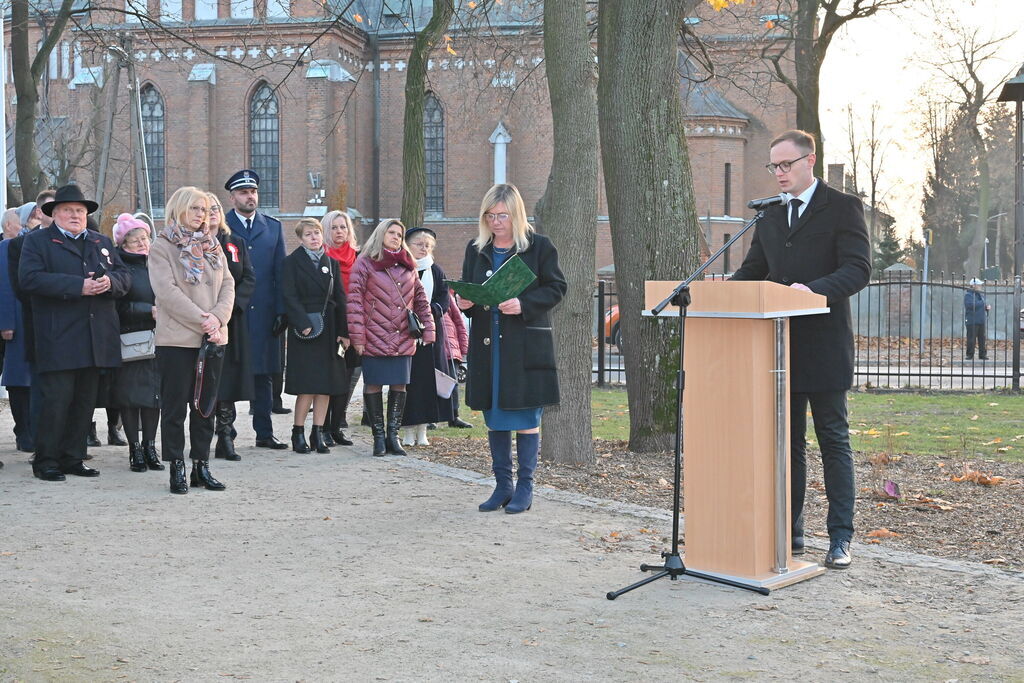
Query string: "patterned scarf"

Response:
xmin=161 ymin=222 xmax=222 ymax=284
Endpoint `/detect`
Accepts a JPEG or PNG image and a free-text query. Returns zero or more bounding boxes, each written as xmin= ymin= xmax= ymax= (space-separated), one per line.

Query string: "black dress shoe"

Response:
xmin=62 ymin=463 xmax=100 ymax=477
xmin=330 ymin=428 xmax=354 ymax=446
xmin=271 ymin=406 xmax=292 ymax=415
xmin=34 ymin=467 xmax=66 ymax=481
xmin=448 ymin=417 xmax=474 ymax=429
xmin=255 ymin=435 xmax=288 ymax=450
xmin=825 ymin=539 xmax=852 ymax=569
xmin=792 ymin=535 xmax=805 ymax=556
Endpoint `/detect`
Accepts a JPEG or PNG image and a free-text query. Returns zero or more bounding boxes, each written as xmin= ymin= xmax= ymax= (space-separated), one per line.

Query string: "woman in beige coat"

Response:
xmin=149 ymin=186 xmax=235 ymax=494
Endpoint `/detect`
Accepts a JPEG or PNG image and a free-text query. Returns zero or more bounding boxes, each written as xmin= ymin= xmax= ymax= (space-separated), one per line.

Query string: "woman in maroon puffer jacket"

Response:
xmin=348 ymin=219 xmax=435 ymax=456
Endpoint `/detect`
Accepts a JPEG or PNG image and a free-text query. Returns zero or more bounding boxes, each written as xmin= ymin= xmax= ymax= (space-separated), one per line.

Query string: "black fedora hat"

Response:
xmin=40 ymin=184 xmax=99 ymax=217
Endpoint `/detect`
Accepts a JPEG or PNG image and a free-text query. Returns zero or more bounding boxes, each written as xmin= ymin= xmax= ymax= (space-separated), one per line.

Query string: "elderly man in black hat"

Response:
xmin=18 ymin=185 xmax=130 ymax=481
xmin=222 ymin=169 xmax=289 ymax=449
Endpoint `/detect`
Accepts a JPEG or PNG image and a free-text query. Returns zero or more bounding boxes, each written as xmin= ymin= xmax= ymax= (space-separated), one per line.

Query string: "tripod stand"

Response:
xmin=607 ymin=211 xmax=770 ymax=600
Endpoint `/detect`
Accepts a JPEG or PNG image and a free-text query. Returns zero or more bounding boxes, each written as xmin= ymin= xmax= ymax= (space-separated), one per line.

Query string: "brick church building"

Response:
xmin=4 ymin=0 xmax=795 ymax=276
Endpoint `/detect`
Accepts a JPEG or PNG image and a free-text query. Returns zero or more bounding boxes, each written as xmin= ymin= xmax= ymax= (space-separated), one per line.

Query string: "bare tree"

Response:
xmin=598 ymin=0 xmax=704 ymax=453
xmin=925 ymin=12 xmax=1013 ymax=277
xmin=533 ymin=0 xmax=598 ymax=465
xmin=755 ymin=0 xmax=915 ymax=177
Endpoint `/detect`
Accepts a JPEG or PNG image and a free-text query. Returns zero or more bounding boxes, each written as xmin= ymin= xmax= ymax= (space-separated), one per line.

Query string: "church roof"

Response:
xmin=682 ymin=80 xmax=748 ymax=121
xmin=342 ymin=0 xmax=540 ymax=36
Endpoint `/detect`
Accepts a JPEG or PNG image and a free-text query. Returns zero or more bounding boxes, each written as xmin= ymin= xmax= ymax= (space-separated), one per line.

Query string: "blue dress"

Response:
xmin=483 ymin=247 xmax=543 ymax=431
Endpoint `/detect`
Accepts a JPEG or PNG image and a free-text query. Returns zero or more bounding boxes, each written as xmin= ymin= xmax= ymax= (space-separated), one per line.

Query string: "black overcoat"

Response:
xmin=6 ymin=233 xmax=36 ymax=363
xmin=282 ymin=248 xmax=348 ymax=395
xmin=19 ymin=225 xmax=131 ymax=373
xmin=403 ymin=263 xmax=454 ymax=425
xmin=731 ymin=180 xmax=871 ymax=393
xmin=217 ymin=232 xmax=257 ymax=401
xmin=112 ymin=248 xmax=160 ymax=409
xmin=461 ymin=232 xmax=567 ymax=411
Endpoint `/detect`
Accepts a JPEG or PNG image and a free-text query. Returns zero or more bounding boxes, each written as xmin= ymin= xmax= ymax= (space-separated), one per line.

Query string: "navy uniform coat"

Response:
xmin=731 ymin=180 xmax=871 ymax=393
xmin=225 ymin=209 xmax=285 ymax=376
xmin=461 ymin=233 xmax=567 ymax=411
xmin=19 ymin=224 xmax=131 ymax=373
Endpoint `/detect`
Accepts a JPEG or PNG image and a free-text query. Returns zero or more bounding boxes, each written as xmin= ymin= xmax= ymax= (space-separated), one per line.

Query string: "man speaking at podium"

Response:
xmin=731 ymin=130 xmax=871 ymax=569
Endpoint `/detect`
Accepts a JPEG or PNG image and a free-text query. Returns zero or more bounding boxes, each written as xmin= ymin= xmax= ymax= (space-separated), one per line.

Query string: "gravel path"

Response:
xmin=1 ymin=399 xmax=1023 ymax=681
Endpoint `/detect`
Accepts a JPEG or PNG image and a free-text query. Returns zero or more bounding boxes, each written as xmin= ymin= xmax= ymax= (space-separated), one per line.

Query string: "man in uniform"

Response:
xmin=731 ymin=130 xmax=871 ymax=569
xmin=223 ymin=170 xmax=288 ymax=449
xmin=19 ymin=185 xmax=130 ymax=480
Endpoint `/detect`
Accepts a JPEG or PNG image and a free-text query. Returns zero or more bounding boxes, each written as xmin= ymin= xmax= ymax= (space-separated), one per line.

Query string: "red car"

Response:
xmin=603 ymin=305 xmax=622 ymax=352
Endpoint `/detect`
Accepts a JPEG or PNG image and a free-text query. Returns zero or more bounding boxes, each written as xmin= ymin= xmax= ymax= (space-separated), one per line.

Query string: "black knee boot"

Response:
xmin=215 ymin=402 xmax=240 ymax=461
xmin=385 ymin=391 xmax=407 ymax=456
xmin=364 ymin=393 xmax=386 ymax=457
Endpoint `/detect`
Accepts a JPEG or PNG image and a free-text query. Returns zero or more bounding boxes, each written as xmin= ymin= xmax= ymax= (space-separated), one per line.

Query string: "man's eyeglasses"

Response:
xmin=765 ymin=154 xmax=810 ymax=175
xmin=484 ymin=212 xmax=510 ymax=222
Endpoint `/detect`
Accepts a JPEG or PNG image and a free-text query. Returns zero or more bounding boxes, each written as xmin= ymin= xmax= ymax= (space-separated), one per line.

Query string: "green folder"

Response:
xmin=446 ymin=254 xmax=537 ymax=307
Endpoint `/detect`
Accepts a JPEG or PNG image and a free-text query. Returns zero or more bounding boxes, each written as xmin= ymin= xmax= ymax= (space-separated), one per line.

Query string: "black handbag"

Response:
xmin=387 ymin=268 xmax=425 ymax=339
xmin=292 ymin=262 xmax=333 ymax=342
xmin=193 ymin=335 xmax=226 ymax=418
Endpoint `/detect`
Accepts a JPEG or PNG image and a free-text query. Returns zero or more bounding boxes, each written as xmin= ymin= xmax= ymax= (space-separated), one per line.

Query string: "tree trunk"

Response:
xmin=535 ymin=0 xmax=598 ymax=465
xmin=11 ymin=0 xmax=77 ymax=200
xmin=598 ymin=0 xmax=702 ymax=453
xmin=400 ymin=0 xmax=454 ymax=228
xmin=794 ymin=0 xmax=824 ymax=178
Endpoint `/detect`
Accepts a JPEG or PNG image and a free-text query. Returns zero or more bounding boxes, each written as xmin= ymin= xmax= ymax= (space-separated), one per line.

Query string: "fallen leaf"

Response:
xmin=866 ymin=528 xmax=901 ymax=538
xmin=969 ymin=415 xmax=979 ymax=421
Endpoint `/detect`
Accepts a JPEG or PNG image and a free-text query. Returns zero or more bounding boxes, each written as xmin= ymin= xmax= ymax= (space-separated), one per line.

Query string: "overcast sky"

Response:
xmin=818 ymin=0 xmax=1024 ymax=242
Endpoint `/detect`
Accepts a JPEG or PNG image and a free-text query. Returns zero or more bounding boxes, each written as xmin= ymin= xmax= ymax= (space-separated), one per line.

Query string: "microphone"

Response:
xmin=747 ymin=194 xmax=787 ymax=210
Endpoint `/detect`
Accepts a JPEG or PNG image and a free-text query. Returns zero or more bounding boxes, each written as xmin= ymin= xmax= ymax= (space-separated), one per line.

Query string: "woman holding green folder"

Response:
xmin=457 ymin=184 xmax=567 ymax=514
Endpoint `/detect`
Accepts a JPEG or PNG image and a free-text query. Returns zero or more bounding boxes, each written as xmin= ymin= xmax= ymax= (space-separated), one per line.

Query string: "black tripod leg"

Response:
xmin=684 ymin=570 xmax=771 ymax=596
xmin=606 ymin=569 xmax=670 ymax=600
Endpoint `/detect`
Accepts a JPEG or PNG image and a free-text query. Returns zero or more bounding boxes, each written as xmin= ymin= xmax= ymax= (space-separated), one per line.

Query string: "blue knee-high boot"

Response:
xmin=506 ymin=432 xmax=539 ymax=514
xmin=479 ymin=431 xmax=515 ymax=511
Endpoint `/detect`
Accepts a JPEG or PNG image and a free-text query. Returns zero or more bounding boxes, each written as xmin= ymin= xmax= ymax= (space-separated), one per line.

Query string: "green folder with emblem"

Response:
xmin=446 ymin=254 xmax=537 ymax=307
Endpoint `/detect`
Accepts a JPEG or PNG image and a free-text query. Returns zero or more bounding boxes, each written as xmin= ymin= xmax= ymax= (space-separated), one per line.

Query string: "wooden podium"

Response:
xmin=644 ymin=280 xmax=829 ymax=590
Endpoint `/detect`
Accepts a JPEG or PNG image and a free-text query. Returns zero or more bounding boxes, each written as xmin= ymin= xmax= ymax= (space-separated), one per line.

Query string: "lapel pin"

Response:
xmin=321 ymin=265 xmax=330 ymax=274
xmin=101 ymin=248 xmax=109 ymax=256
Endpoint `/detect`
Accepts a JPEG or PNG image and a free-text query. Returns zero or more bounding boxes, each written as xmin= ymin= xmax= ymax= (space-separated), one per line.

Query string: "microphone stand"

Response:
xmin=607 ymin=209 xmax=770 ymax=600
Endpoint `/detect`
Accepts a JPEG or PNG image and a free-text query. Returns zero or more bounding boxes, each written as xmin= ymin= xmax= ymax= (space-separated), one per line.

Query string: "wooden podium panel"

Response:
xmin=644 ymin=281 xmax=828 ymax=589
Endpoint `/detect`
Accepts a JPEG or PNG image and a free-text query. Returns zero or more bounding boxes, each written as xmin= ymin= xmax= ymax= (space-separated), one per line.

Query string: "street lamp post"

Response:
xmin=997 ymin=64 xmax=1024 ymax=390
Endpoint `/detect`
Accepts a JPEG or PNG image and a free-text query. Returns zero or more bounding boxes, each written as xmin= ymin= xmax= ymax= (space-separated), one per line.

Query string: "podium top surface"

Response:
xmin=643 ymin=280 xmax=829 ymax=319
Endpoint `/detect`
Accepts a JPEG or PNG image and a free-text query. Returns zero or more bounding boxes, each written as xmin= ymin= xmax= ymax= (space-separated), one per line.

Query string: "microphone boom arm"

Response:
xmin=650 ymin=209 xmax=766 ymax=316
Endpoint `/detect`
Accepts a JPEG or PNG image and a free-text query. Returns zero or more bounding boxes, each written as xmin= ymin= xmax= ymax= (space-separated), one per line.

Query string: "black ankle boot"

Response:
xmin=385 ymin=391 xmax=407 ymax=456
xmin=291 ymin=425 xmax=311 ymax=454
xmin=190 ymin=459 xmax=226 ymax=490
xmin=128 ymin=442 xmax=147 ymax=472
xmin=144 ymin=440 xmax=165 ymax=470
xmin=108 ymin=422 xmax=128 ymax=446
xmin=321 ymin=427 xmax=336 ymax=448
xmin=310 ymin=425 xmax=331 ymax=454
xmin=364 ymin=393 xmax=386 ymax=456
xmin=169 ymin=460 xmax=188 ymax=494
xmin=87 ymin=422 xmax=101 ymax=448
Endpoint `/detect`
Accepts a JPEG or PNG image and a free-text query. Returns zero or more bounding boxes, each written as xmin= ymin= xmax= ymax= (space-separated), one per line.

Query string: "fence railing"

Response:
xmin=592 ymin=273 xmax=1023 ymax=391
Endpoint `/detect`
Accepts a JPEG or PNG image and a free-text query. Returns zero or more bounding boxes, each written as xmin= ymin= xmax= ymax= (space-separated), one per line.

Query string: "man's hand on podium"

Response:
xmin=789 ymin=283 xmax=812 ymax=293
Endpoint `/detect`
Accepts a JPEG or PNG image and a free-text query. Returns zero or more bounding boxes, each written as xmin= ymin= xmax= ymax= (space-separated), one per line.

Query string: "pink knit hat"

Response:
xmin=113 ymin=213 xmax=151 ymax=245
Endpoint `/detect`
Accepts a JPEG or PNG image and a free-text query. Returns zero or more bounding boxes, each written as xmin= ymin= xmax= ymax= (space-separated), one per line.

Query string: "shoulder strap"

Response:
xmin=385 ymin=267 xmax=412 ymax=311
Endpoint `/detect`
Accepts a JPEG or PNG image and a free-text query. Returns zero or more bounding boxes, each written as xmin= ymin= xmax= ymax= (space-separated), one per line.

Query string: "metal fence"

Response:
xmin=591 ymin=273 xmax=1024 ymax=391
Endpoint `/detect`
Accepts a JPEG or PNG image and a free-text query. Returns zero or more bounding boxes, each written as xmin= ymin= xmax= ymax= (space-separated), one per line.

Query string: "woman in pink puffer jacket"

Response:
xmin=348 ymin=219 xmax=435 ymax=456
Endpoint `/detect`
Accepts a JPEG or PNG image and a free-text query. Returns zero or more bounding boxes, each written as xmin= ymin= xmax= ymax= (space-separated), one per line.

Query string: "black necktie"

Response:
xmin=789 ymin=199 xmax=803 ymax=229
xmin=245 ymin=217 xmax=252 ymax=233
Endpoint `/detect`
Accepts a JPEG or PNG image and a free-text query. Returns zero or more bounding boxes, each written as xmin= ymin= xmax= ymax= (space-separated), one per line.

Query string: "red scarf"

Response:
xmin=370 ymin=247 xmax=416 ymax=272
xmin=326 ymin=242 xmax=358 ymax=292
